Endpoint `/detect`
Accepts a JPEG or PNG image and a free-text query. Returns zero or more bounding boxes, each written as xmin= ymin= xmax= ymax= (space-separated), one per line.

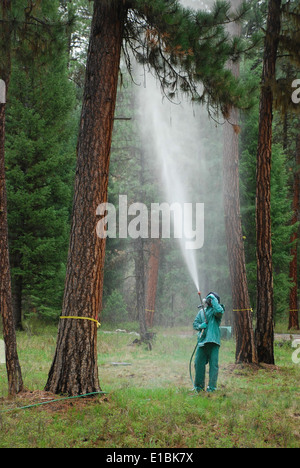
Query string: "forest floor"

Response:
xmin=0 ymin=323 xmax=299 ymax=448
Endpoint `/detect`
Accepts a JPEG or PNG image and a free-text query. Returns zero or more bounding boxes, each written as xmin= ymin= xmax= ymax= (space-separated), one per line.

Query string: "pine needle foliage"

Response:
xmin=123 ymin=0 xmax=255 ymax=115
xmin=273 ymin=0 xmax=300 ymax=114
xmin=0 ymin=0 xmax=77 ymax=322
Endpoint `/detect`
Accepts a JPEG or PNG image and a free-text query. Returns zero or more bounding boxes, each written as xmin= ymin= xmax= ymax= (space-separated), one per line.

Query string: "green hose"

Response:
xmin=189 ymin=342 xmax=198 ymax=392
xmin=0 ymin=391 xmax=108 ymax=413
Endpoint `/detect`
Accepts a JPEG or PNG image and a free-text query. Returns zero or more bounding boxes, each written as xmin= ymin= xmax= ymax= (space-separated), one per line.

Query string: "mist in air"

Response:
xmin=134 ymin=0 xmax=229 ymax=304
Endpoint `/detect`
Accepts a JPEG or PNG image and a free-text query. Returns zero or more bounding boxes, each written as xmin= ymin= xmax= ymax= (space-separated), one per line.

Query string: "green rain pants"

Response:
xmin=194 ymin=342 xmax=220 ymax=392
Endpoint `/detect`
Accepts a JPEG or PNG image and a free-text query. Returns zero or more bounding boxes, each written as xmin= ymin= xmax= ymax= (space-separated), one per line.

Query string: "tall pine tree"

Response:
xmin=223 ymin=0 xmax=257 ymax=364
xmin=273 ymin=0 xmax=300 ymax=330
xmin=1 ymin=0 xmax=74 ymax=394
xmin=255 ymin=0 xmax=282 ymax=364
xmin=0 ymin=0 xmax=24 ymax=396
xmin=6 ymin=34 xmax=76 ymax=328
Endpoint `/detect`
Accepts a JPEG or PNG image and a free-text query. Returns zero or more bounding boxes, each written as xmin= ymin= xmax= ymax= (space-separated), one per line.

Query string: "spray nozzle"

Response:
xmin=197 ymin=291 xmax=204 ymax=309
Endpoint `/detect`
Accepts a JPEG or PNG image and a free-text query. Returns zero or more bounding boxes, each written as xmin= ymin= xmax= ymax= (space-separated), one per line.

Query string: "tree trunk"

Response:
xmin=135 ymin=237 xmax=148 ymax=339
xmin=0 ymin=0 xmax=24 ymax=395
xmin=223 ymin=0 xmax=257 ymax=364
xmin=255 ymin=0 xmax=282 ymax=364
xmin=45 ymin=0 xmax=127 ymax=395
xmin=223 ymin=112 xmax=257 ymax=363
xmin=145 ymin=239 xmax=160 ymax=328
xmin=0 ymin=103 xmax=24 ymax=396
xmin=289 ymin=127 xmax=300 ymax=330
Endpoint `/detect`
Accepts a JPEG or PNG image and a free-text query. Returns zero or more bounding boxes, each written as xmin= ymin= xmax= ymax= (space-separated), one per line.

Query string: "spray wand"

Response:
xmin=189 ymin=291 xmax=207 ymax=391
xmin=197 ymin=291 xmax=207 ymax=324
xmin=197 ymin=291 xmax=204 ymax=308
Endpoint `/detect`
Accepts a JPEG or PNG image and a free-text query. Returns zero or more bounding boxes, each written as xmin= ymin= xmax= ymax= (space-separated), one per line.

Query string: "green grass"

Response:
xmin=0 ymin=324 xmax=299 ymax=448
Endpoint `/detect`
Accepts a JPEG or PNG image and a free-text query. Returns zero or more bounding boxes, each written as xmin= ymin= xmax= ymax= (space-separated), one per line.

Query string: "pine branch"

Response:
xmin=122 ymin=0 xmax=257 ymax=114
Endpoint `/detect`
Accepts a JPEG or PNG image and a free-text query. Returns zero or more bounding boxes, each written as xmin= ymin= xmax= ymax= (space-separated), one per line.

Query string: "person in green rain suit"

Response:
xmin=193 ymin=292 xmax=225 ymax=393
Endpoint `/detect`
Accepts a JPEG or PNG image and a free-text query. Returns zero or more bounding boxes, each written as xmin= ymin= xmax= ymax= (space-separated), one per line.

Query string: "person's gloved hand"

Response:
xmin=199 ymin=322 xmax=207 ymax=330
xmin=207 ymin=294 xmax=217 ymax=306
xmin=207 ymin=294 xmax=215 ymax=300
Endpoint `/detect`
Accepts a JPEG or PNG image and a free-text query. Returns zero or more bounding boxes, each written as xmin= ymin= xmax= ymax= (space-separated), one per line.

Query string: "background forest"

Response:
xmin=3 ymin=0 xmax=299 ymax=333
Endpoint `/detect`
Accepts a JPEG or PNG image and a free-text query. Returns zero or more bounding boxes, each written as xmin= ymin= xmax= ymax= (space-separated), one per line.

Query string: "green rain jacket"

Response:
xmin=193 ymin=294 xmax=225 ymax=347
